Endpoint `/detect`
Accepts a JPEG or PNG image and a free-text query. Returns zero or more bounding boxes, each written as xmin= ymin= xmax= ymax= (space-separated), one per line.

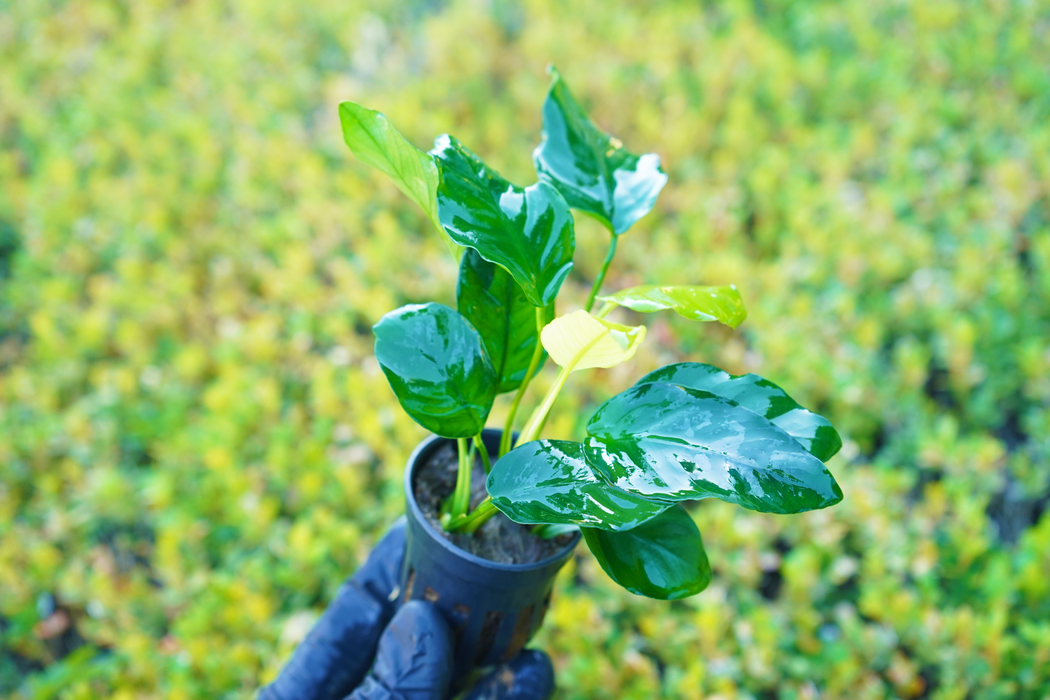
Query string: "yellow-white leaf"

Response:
xmin=540 ymin=310 xmax=646 ymax=372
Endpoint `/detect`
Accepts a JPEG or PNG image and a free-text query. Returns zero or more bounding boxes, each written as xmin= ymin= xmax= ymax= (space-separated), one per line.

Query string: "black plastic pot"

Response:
xmin=400 ymin=428 xmax=580 ymax=685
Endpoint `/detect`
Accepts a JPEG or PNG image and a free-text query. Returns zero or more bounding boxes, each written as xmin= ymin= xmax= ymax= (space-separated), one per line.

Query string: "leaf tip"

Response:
xmin=820 ymin=426 xmax=844 ymax=462
xmin=828 ymin=476 xmax=845 ymax=507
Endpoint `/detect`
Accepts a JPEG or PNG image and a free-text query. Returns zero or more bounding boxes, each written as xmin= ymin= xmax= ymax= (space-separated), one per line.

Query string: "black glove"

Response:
xmin=258 ymin=521 xmax=555 ymax=700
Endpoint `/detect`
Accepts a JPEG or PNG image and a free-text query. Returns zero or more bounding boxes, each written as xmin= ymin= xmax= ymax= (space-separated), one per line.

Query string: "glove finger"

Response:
xmin=463 ymin=650 xmax=555 ymax=700
xmin=260 ymin=520 xmax=407 ymax=700
xmin=347 ymin=600 xmax=454 ymax=700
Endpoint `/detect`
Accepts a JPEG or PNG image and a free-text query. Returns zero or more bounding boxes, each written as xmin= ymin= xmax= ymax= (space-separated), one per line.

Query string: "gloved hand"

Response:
xmin=258 ymin=520 xmax=555 ymax=700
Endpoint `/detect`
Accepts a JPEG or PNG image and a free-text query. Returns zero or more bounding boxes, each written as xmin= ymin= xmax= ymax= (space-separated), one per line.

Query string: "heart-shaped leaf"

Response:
xmin=584 ymin=382 xmax=843 ymax=514
xmin=338 ymin=103 xmax=459 ymax=256
xmin=533 ymin=67 xmax=668 ymax=236
xmin=486 ymin=440 xmax=670 ymax=531
xmin=431 ymin=135 xmax=575 ymax=307
xmin=636 ymin=363 xmax=842 ymax=461
xmin=373 ymin=303 xmax=496 ymax=438
xmin=540 ymin=310 xmax=646 ymax=372
xmin=598 ymin=284 xmax=747 ymax=328
xmin=583 ymin=505 xmax=712 ymax=600
xmin=457 ymin=249 xmax=555 ymax=394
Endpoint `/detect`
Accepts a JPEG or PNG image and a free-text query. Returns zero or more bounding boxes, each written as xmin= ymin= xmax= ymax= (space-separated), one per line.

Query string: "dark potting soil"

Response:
xmin=414 ymin=442 xmax=575 ymax=565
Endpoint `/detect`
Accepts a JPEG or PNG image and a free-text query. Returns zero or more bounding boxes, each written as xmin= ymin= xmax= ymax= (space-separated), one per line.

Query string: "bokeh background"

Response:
xmin=2 ymin=0 xmax=1049 ymax=698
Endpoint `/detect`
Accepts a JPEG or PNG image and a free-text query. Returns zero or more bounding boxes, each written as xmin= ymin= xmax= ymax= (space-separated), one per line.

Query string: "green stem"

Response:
xmin=518 ymin=331 xmax=606 ymax=444
xmin=584 ymin=234 xmax=618 ymax=313
xmin=473 ymin=434 xmax=491 ymax=474
xmin=594 ymin=301 xmax=616 ymax=319
xmin=500 ymin=306 xmax=547 ymax=457
xmin=449 ymin=437 xmax=471 ymax=521
xmin=532 ymin=523 xmax=579 ymax=539
xmin=448 ymin=497 xmax=498 ymax=534
xmin=530 ymin=403 xmax=554 ymax=440
xmin=518 ymin=366 xmax=571 ymax=444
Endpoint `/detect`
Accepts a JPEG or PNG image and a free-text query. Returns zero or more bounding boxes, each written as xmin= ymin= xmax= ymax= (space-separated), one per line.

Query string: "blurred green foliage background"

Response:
xmin=2 ymin=0 xmax=1049 ymax=698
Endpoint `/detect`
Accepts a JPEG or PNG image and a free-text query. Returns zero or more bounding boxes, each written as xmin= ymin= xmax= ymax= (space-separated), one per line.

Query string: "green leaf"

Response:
xmin=486 ymin=440 xmax=670 ymax=531
xmin=456 ymin=249 xmax=554 ymax=394
xmin=373 ymin=303 xmax=496 ymax=438
xmin=636 ymin=363 xmax=842 ymax=461
xmin=337 ymin=102 xmax=460 ymax=256
xmin=533 ymin=67 xmax=668 ymax=235
xmin=584 ymin=382 xmax=843 ymax=514
xmin=583 ymin=505 xmax=712 ymax=600
xmin=598 ymin=284 xmax=747 ymax=328
xmin=431 ymin=134 xmax=575 ymax=307
xmin=540 ymin=310 xmax=646 ymax=372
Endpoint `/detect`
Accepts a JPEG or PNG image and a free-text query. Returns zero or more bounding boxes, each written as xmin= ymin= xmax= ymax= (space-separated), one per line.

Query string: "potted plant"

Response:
xmin=338 ymin=67 xmax=843 ymax=684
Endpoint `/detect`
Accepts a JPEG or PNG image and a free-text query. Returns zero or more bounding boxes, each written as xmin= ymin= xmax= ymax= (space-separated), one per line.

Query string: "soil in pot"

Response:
xmin=414 ymin=442 xmax=574 ymax=564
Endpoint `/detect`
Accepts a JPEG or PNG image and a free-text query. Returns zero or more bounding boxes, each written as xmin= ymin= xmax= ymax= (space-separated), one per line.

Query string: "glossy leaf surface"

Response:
xmin=337 ymin=102 xmax=459 ymax=256
xmin=636 ymin=363 xmax=842 ymax=461
xmin=540 ymin=310 xmax=646 ymax=372
xmin=584 ymin=383 xmax=843 ymax=513
xmin=456 ymin=249 xmax=554 ymax=393
xmin=583 ymin=505 xmax=711 ymax=600
xmin=533 ymin=68 xmax=668 ymax=235
xmin=373 ymin=303 xmax=496 ymax=438
xmin=431 ymin=134 xmax=575 ymax=307
xmin=599 ymin=284 xmax=747 ymax=328
xmin=486 ymin=440 xmax=670 ymax=531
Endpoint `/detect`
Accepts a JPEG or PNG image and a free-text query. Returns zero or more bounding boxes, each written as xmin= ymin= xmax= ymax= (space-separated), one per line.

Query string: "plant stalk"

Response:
xmin=449 ymin=437 xmax=472 ymax=522
xmin=594 ymin=301 xmax=616 ymax=319
xmin=532 ymin=523 xmax=578 ymax=539
xmin=500 ymin=306 xmax=547 ymax=456
xmin=448 ymin=497 xmax=498 ymax=535
xmin=473 ymin=434 xmax=491 ymax=474
xmin=584 ymin=234 xmax=618 ymax=313
xmin=517 ymin=367 xmax=570 ymax=444
xmin=518 ymin=331 xmax=606 ymax=444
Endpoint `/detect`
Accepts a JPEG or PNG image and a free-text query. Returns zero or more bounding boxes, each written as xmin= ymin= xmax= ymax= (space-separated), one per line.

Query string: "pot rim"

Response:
xmin=405 ymin=431 xmax=581 ymax=573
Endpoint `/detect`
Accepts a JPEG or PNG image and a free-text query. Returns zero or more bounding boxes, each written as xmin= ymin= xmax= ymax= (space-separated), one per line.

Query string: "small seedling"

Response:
xmin=340 ymin=68 xmax=843 ymax=599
